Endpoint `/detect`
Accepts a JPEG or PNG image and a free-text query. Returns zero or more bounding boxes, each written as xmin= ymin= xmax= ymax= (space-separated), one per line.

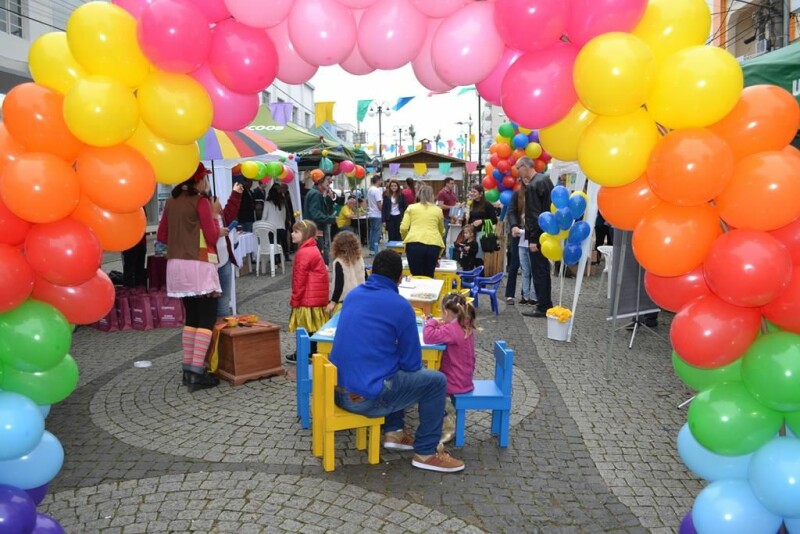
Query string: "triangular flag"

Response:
xmin=315 ymin=101 xmax=335 ymax=127
xmin=414 ymin=163 xmax=427 ymax=175
xmin=393 ymin=96 xmax=414 ymax=111
xmin=439 ymin=162 xmax=451 ymax=175
xmin=357 ymin=99 xmax=373 ymax=123
xmin=469 ymin=133 xmax=476 ymax=144
xmin=407 ymin=145 xmax=414 ymax=153
xmin=389 ymin=163 xmax=401 ymax=176
xmin=465 ymin=161 xmax=478 ymax=173
xmin=269 ymin=102 xmax=293 ymax=126
xmin=457 ymin=86 xmax=476 ymax=95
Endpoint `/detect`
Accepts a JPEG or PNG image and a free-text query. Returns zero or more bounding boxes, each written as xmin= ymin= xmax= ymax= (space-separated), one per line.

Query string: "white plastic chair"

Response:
xmin=597 ymin=245 xmax=613 ymax=299
xmin=253 ymin=222 xmax=285 ymax=278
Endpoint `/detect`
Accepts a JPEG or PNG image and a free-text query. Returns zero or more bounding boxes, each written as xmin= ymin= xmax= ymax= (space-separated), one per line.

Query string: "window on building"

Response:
xmin=292 ymin=106 xmax=299 ymax=124
xmin=1 ymin=0 xmax=23 ymax=38
xmin=305 ymin=112 xmax=311 ymax=128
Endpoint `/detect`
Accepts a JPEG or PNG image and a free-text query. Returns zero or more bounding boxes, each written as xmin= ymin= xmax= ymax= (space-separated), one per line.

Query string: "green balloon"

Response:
xmin=498 ymin=122 xmax=515 ymax=139
xmin=254 ymin=161 xmax=268 ymax=179
xmin=0 ymin=300 xmax=71 ymax=372
xmin=319 ymin=157 xmax=334 ymax=173
xmin=265 ymin=161 xmax=283 ymax=178
xmin=485 ymin=188 xmax=500 ymax=203
xmin=765 ymin=320 xmax=784 ymax=333
xmin=672 ymin=351 xmax=742 ymax=391
xmin=688 ymin=381 xmax=783 ymax=456
xmin=742 ymin=332 xmax=800 ymax=412
xmin=1 ymin=353 xmax=79 ymax=405
xmin=786 ymin=410 xmax=800 ymax=436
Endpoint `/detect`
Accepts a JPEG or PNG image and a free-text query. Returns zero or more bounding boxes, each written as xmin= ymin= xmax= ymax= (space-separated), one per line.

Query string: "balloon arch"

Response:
xmin=1 ymin=0 xmax=800 ymax=531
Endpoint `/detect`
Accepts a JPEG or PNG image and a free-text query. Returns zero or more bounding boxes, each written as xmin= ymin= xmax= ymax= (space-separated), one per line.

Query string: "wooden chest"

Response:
xmin=217 ymin=322 xmax=284 ymax=385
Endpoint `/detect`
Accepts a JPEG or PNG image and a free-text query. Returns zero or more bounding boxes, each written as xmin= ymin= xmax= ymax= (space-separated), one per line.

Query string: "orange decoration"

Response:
xmin=495 ymin=143 xmax=512 ymax=158
xmin=77 ymin=145 xmax=156 ymax=213
xmin=0 ymin=153 xmax=80 ymax=223
xmin=70 ymin=196 xmax=146 ymax=252
xmin=597 ymin=174 xmax=661 ymax=231
xmin=0 ymin=123 xmax=24 ymax=176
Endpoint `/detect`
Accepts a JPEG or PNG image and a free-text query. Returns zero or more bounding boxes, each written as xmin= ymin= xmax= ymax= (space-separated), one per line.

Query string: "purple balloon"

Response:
xmin=528 ymin=130 xmax=540 ymax=143
xmin=32 ymin=513 xmax=65 ymax=534
xmin=679 ymin=511 xmax=697 ymax=534
xmin=0 ymin=484 xmax=36 ymax=534
xmin=25 ymin=484 xmax=48 ymax=506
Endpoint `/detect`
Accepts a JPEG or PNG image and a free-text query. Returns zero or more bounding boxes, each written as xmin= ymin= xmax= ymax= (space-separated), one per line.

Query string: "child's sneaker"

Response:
xmin=383 ymin=429 xmax=415 ymax=450
xmin=285 ymin=353 xmax=297 ymax=365
xmin=411 ymin=449 xmax=465 ymax=473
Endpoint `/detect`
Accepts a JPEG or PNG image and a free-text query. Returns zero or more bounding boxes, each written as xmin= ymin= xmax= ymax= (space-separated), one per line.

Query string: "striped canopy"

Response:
xmin=198 ymin=128 xmax=278 ymax=160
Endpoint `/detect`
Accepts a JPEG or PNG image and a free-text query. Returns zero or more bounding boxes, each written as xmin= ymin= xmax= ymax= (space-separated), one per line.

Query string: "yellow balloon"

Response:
xmin=540 ymin=232 xmax=559 ymax=245
xmin=632 ymin=0 xmax=711 ymax=64
xmin=646 ymin=45 xmax=743 ymax=130
xmin=496 ymin=134 xmax=510 ymax=144
xmin=66 ymin=2 xmax=150 ymax=88
xmin=518 ymin=127 xmax=532 ymax=135
xmin=64 ymin=76 xmax=139 ymax=147
xmin=550 ymin=203 xmax=557 ymax=214
xmin=525 ymin=142 xmax=543 ymax=159
xmin=541 ymin=239 xmax=563 ymax=261
xmin=558 ymin=230 xmax=570 ymax=240
xmin=138 ymin=71 xmax=213 ymax=145
xmin=29 ymin=32 xmax=86 ymax=94
xmin=126 ymin=122 xmax=200 ymax=185
xmin=241 ymin=161 xmax=259 ymax=179
xmin=574 ymin=32 xmax=656 ymax=116
xmin=578 ymin=108 xmax=660 ymax=187
xmin=540 ymin=102 xmax=596 ymax=162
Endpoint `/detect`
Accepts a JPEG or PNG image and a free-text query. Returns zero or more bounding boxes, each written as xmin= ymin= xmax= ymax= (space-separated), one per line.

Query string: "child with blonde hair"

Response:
xmin=326 ymin=231 xmax=365 ymax=316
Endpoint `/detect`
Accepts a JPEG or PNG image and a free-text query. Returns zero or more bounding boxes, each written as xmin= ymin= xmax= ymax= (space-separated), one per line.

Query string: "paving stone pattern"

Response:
xmin=41 ymin=264 xmax=702 ymax=532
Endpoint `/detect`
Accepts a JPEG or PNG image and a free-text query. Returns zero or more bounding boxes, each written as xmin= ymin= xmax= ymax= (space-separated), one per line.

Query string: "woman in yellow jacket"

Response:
xmin=400 ymin=184 xmax=445 ymax=277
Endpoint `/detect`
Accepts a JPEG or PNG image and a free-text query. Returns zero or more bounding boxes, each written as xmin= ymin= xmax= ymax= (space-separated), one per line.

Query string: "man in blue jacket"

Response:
xmin=330 ymin=250 xmax=465 ymax=473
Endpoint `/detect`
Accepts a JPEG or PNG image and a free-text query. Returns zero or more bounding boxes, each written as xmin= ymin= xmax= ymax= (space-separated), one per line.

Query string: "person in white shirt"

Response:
xmin=367 ymin=175 xmax=384 ymax=256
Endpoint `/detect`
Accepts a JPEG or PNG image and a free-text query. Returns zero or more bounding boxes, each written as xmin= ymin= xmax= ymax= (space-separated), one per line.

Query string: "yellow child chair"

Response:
xmin=311 ymin=353 xmax=385 ymax=472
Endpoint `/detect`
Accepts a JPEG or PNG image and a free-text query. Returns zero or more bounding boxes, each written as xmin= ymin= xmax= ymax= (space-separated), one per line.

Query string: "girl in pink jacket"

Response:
xmin=423 ymin=292 xmax=477 ymax=443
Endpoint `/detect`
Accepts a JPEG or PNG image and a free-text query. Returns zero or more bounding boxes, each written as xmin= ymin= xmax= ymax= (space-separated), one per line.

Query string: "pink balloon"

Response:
xmin=411 ymin=19 xmax=454 ymax=92
xmin=476 ymin=47 xmax=522 ymax=106
xmin=566 ymin=0 xmax=648 ymax=47
xmin=340 ymin=10 xmax=375 ymax=75
xmin=431 ymin=2 xmax=505 ymax=86
xmin=265 ymin=21 xmax=319 ymax=84
xmin=336 ymin=0 xmax=378 ymax=6
xmin=282 ymin=169 xmax=295 ymax=184
xmin=500 ymin=42 xmax=578 ymax=129
xmin=112 ymin=0 xmax=154 ymax=19
xmin=339 ymin=160 xmax=355 ymax=174
xmin=138 ymin=0 xmax=211 ymax=73
xmin=184 ymin=0 xmax=230 ymax=22
xmin=288 ymin=0 xmax=357 ymax=66
xmin=358 ymin=0 xmax=428 ymax=70
xmin=224 ymin=0 xmax=292 ymax=28
xmin=208 ymin=19 xmax=278 ymax=94
xmin=409 ymin=0 xmax=466 ymax=18
xmin=494 ymin=0 xmax=571 ymax=53
xmin=191 ymin=63 xmax=259 ymax=131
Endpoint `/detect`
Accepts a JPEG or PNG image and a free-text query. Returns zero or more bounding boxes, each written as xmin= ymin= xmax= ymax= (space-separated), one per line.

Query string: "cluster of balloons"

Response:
xmin=0 ymin=484 xmax=62 ymax=534
xmin=536 ymin=186 xmax=590 ymax=266
xmin=482 ymin=121 xmax=551 ymax=206
xmin=240 ymin=159 xmax=296 ymax=184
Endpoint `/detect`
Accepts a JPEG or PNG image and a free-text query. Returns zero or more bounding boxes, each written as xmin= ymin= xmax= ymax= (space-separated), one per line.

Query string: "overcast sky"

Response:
xmin=310 ymin=64 xmax=482 ymax=157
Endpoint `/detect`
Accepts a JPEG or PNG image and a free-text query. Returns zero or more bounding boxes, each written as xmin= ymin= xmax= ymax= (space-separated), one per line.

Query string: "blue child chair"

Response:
xmin=453 ymin=340 xmax=514 ymax=448
xmin=295 ymin=328 xmax=312 ymax=429
xmin=470 ymin=272 xmax=505 ymax=315
xmin=456 ymin=265 xmax=483 ymax=291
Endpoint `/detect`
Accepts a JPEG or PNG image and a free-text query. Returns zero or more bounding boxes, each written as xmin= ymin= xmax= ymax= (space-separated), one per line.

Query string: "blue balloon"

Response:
xmin=567 ymin=221 xmax=591 ymax=244
xmin=38 ymin=405 xmax=50 ymax=419
xmin=32 ymin=513 xmax=65 ymax=534
xmin=0 ymin=484 xmax=36 ymax=534
xmin=512 ymin=133 xmax=529 ymax=149
xmin=0 ymin=431 xmax=63 ymax=490
xmin=567 ymin=194 xmax=587 ymax=219
xmin=499 ymin=190 xmax=513 ymax=207
xmin=692 ymin=480 xmax=782 ymax=534
xmin=0 ymin=392 xmax=45 ymax=461
xmin=538 ymin=212 xmax=559 ymax=235
xmin=786 ymin=515 xmax=800 ymax=533
xmin=749 ymin=436 xmax=800 ymax=517
xmin=677 ymin=424 xmax=752 ymax=482
xmin=563 ymin=243 xmax=582 ymax=265
xmin=551 ymin=185 xmax=570 ymax=209
xmin=679 ymin=512 xmax=697 ymax=534
xmin=493 ymin=169 xmax=504 ymax=181
xmin=555 ymin=207 xmax=574 ymax=231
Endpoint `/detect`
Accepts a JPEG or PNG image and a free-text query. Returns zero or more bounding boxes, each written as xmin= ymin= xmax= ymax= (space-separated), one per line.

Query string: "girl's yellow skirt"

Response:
xmin=288 ymin=306 xmax=328 ymax=333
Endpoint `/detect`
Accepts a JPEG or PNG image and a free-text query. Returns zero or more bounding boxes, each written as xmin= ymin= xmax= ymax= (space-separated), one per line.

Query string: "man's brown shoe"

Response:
xmin=384 ymin=429 xmax=415 ymax=451
xmin=411 ymin=450 xmax=465 ymax=473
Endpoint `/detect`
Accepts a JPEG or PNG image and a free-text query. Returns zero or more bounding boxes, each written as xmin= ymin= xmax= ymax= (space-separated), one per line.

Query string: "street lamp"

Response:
xmin=456 ymin=114 xmax=474 ymax=161
xmin=367 ymin=101 xmax=392 ymax=159
xmin=396 ymin=127 xmax=404 ymax=154
xmin=409 ymin=124 xmax=416 ymax=151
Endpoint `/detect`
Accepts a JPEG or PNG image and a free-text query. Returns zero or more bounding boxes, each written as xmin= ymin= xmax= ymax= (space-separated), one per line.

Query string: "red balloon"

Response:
xmin=770 ymin=217 xmax=800 ymax=265
xmin=0 ymin=196 xmax=31 ymax=246
xmin=502 ymin=175 xmax=516 ymax=189
xmin=482 ymin=177 xmax=497 ymax=190
xmin=0 ymin=244 xmax=34 ymax=313
xmin=540 ymin=151 xmax=552 ymax=163
xmin=490 ymin=153 xmax=500 ymax=166
xmin=703 ymin=229 xmax=792 ymax=307
xmin=762 ymin=268 xmax=800 ymax=334
xmin=534 ymin=159 xmax=547 ymax=172
xmin=354 ymin=165 xmax=366 ymax=179
xmin=31 ymin=269 xmax=115 ymax=325
xmin=25 ymin=219 xmax=102 ymax=286
xmin=496 ymin=159 xmax=511 ymax=173
xmin=670 ymin=294 xmax=762 ymax=368
xmin=644 ymin=265 xmax=711 ymax=313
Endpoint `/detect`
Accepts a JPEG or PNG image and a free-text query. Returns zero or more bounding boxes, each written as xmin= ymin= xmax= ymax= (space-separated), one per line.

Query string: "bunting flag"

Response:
xmin=357 ymin=99 xmax=373 ymax=123
xmin=393 ymin=96 xmax=415 ymax=111
xmin=428 ymin=91 xmax=450 ymax=97
xmin=388 ymin=144 xmax=396 ymax=153
xmin=437 ymin=141 xmax=446 ymax=149
xmin=447 ymin=140 xmax=454 ymax=149
xmin=407 ymin=145 xmax=414 ymax=153
xmin=439 ymin=162 xmax=451 ymax=175
xmin=315 ymin=101 xmax=335 ymax=127
xmin=389 ymin=163 xmax=401 ymax=176
xmin=465 ymin=161 xmax=478 ymax=173
xmin=469 ymin=133 xmax=476 ymax=144
xmin=413 ymin=163 xmax=427 ymax=175
xmin=457 ymin=86 xmax=476 ymax=95
xmin=269 ymin=102 xmax=293 ymax=126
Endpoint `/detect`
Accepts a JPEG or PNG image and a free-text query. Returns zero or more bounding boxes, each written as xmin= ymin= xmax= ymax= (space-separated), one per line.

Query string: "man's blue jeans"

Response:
xmin=334 ymin=369 xmax=446 ymax=455
xmin=368 ymin=217 xmax=382 ymax=254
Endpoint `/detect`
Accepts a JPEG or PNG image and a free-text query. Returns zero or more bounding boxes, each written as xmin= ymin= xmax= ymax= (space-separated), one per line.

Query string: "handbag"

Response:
xmin=479 ymin=219 xmax=500 ymax=252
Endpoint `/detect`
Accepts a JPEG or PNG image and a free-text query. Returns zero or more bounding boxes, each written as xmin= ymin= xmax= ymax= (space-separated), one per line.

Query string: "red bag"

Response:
xmin=130 ymin=293 xmax=155 ymax=331
xmin=116 ymin=292 xmax=133 ymax=331
xmin=93 ymin=304 xmax=119 ymax=332
xmin=153 ymin=289 xmax=185 ymax=328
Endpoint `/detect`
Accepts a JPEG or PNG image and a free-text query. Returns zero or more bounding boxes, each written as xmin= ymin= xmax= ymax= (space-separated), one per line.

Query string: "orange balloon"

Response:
xmin=496 ymin=143 xmax=513 ymax=159
xmin=0 ymin=153 xmax=80 ymax=223
xmin=708 ymin=85 xmax=800 ymax=162
xmin=1 ymin=83 xmax=84 ymax=162
xmin=534 ymin=159 xmax=547 ymax=172
xmin=77 ymin=145 xmax=156 ymax=213
xmin=598 ymin=174 xmax=661 ymax=231
xmin=647 ymin=128 xmax=734 ymax=206
xmin=510 ymin=165 xmax=519 ymax=178
xmin=0 ymin=123 xmax=24 ymax=176
xmin=489 ymin=143 xmax=499 ymax=154
xmin=483 ymin=163 xmax=495 ymax=177
xmin=783 ymin=145 xmax=800 ymax=160
xmin=632 ymin=202 xmax=722 ymax=277
xmin=512 ymin=148 xmax=526 ymax=161
xmin=716 ymin=151 xmax=800 ymax=231
xmin=70 ymin=196 xmax=145 ymax=252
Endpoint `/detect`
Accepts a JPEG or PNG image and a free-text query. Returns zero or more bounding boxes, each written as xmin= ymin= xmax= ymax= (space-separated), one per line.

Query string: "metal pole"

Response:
xmin=477 ymin=96 xmax=483 ymax=175
xmin=783 ymin=0 xmax=791 ymax=48
xmin=378 ymin=107 xmax=383 ymax=159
